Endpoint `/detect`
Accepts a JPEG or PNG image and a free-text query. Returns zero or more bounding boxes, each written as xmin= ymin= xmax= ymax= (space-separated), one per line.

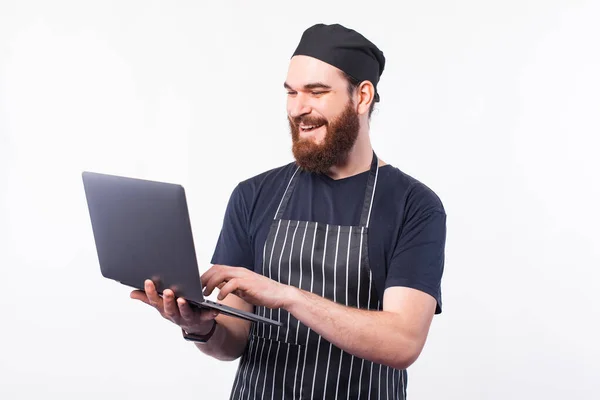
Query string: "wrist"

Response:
xmin=188 ymin=319 xmax=217 ymax=336
xmin=283 ymin=285 xmax=305 ymax=313
xmin=182 ymin=319 xmax=217 ymax=343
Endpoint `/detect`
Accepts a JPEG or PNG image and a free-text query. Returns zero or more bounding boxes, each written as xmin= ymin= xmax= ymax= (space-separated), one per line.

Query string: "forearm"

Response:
xmin=285 ymin=287 xmax=423 ymax=370
xmin=193 ymin=316 xmax=249 ymax=362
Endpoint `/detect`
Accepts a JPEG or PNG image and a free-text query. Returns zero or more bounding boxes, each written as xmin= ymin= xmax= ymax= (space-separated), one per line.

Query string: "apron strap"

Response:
xmin=274 ymin=151 xmax=379 ymax=226
xmin=359 ymin=151 xmax=380 ymax=228
xmin=273 ymin=166 xmax=301 ymax=220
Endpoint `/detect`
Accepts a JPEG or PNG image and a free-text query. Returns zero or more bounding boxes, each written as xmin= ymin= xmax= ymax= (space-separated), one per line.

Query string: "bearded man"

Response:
xmin=131 ymin=23 xmax=447 ymax=399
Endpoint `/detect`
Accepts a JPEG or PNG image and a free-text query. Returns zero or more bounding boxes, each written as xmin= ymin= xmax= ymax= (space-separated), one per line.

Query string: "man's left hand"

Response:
xmin=201 ymin=265 xmax=295 ymax=310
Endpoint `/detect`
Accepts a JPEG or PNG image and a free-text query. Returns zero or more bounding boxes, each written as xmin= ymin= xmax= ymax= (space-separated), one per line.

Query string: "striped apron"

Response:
xmin=230 ymin=152 xmax=407 ymax=400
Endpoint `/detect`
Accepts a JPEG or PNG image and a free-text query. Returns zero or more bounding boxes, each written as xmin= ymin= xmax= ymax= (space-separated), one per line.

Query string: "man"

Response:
xmin=131 ymin=23 xmax=446 ymax=399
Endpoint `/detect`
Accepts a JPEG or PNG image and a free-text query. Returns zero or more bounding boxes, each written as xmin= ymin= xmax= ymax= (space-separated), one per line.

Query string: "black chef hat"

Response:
xmin=291 ymin=23 xmax=385 ymax=102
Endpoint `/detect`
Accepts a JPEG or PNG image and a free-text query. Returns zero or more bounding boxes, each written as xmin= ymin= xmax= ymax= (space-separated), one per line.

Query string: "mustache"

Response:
xmin=290 ymin=115 xmax=328 ymax=126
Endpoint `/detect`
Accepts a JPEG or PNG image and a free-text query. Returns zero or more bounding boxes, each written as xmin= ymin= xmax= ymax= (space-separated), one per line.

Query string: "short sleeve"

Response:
xmin=210 ymin=184 xmax=254 ymax=270
xmin=385 ymin=183 xmax=447 ymax=314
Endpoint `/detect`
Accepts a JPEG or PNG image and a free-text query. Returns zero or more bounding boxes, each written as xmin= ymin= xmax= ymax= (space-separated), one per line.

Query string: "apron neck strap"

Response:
xmin=274 ymin=166 xmax=301 ymax=220
xmin=274 ymin=151 xmax=380 ymax=227
xmin=359 ymin=151 xmax=379 ymax=228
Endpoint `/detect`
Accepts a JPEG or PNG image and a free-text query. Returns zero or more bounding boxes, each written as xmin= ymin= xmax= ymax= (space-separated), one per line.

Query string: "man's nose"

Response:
xmin=288 ymin=97 xmax=312 ymax=119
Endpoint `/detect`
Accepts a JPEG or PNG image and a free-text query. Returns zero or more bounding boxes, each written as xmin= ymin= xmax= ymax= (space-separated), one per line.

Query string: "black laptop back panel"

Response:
xmin=82 ymin=171 xmax=205 ymax=303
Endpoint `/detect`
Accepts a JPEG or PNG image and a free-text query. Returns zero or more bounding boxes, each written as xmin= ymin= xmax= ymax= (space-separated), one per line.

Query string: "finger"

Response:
xmin=177 ymin=297 xmax=195 ymax=321
xmin=131 ymin=295 xmax=151 ymax=306
xmin=130 ymin=290 xmax=150 ymax=305
xmin=218 ymin=278 xmax=243 ymax=301
xmin=177 ymin=298 xmax=219 ymax=323
xmin=145 ymin=279 xmax=163 ymax=310
xmin=200 ymin=264 xmax=236 ymax=290
xmin=204 ymin=270 xmax=231 ymax=297
xmin=163 ymin=289 xmax=181 ymax=323
xmin=200 ymin=265 xmax=221 ymax=289
xmin=204 ymin=267 xmax=245 ymax=297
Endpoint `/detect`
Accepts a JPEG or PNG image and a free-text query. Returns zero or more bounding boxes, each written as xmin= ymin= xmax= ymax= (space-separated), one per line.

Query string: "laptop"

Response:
xmin=81 ymin=171 xmax=282 ymax=327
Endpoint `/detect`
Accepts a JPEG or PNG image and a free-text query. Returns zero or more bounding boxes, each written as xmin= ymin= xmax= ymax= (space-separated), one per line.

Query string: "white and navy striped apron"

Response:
xmin=230 ymin=152 xmax=407 ymax=400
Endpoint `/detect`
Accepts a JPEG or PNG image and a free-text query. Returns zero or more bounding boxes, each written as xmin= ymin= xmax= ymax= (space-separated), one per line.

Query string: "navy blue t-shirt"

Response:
xmin=211 ymin=162 xmax=446 ymax=314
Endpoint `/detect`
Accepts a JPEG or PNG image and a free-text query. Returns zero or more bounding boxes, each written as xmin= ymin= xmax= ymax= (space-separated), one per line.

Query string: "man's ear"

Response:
xmin=357 ymin=81 xmax=376 ymax=116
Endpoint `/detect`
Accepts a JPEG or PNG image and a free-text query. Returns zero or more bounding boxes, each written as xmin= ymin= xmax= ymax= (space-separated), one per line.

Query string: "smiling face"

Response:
xmin=285 ymin=55 xmax=361 ymax=173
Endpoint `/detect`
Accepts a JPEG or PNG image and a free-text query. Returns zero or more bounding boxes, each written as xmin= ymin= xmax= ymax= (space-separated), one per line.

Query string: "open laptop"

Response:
xmin=81 ymin=171 xmax=282 ymax=327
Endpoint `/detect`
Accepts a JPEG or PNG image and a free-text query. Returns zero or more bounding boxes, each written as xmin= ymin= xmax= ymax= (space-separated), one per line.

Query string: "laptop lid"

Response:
xmin=82 ymin=171 xmax=206 ymax=304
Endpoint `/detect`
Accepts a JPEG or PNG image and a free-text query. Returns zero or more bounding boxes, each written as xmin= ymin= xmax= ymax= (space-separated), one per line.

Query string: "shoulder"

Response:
xmin=233 ymin=161 xmax=299 ymax=205
xmin=377 ymin=165 xmax=445 ymax=216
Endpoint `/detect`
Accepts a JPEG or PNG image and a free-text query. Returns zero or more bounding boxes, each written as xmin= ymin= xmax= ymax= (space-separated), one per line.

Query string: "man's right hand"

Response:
xmin=130 ymin=279 xmax=219 ymax=335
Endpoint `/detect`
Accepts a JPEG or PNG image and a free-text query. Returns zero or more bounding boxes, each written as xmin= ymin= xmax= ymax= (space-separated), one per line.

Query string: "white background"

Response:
xmin=1 ymin=1 xmax=599 ymax=399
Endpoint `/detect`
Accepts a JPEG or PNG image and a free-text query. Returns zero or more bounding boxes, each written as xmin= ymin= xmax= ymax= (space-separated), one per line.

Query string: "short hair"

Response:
xmin=342 ymin=71 xmax=377 ymax=118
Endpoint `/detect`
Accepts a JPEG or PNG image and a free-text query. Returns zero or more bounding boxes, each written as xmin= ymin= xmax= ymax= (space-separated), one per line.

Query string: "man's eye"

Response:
xmin=311 ymin=91 xmax=325 ymax=96
xmin=287 ymin=92 xmax=297 ymax=95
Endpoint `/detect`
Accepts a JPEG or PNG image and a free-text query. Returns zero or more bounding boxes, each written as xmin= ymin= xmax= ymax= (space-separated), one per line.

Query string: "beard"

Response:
xmin=288 ymin=101 xmax=360 ymax=174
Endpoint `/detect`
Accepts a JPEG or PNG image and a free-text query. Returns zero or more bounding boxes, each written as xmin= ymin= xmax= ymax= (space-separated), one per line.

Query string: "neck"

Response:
xmin=327 ymin=128 xmax=382 ymax=180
